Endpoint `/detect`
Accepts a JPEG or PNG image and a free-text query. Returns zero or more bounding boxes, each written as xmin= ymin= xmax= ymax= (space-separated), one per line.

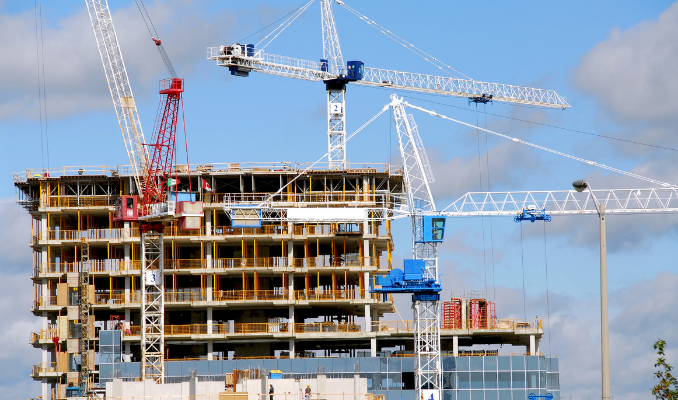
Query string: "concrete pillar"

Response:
xmin=529 ymin=335 xmax=536 ymax=355
xmin=364 ymin=304 xmax=372 ymax=332
xmin=453 ymin=336 xmax=459 ymax=357
xmin=287 ymin=239 xmax=294 ymax=267
xmin=206 ymin=209 xmax=212 ymax=236
xmin=124 ymin=276 xmax=130 ymax=304
xmin=42 ymin=378 xmax=49 ymax=400
xmin=353 ymin=374 xmax=361 ymax=400
xmin=124 ymin=341 xmax=131 ymax=363
xmin=370 ymin=338 xmax=377 ymax=357
xmin=288 ymin=305 xmax=295 ymax=333
xmin=289 ymin=338 xmax=295 ymax=359
xmin=123 ymin=221 xmax=130 ymax=270
xmin=207 ymin=340 xmax=214 ymax=361
xmin=207 ymin=274 xmax=213 ymax=302
xmin=41 ymin=213 xmax=47 ymax=241
xmin=41 ymin=278 xmax=48 ymax=308
xmin=207 ymin=307 xmax=213 ymax=334
xmin=206 ymin=241 xmax=213 ymax=267
xmin=363 ymin=272 xmax=369 ymax=300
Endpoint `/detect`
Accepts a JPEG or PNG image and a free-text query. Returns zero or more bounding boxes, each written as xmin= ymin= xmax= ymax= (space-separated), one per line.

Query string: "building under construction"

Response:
xmin=17 ymin=163 xmax=560 ymax=400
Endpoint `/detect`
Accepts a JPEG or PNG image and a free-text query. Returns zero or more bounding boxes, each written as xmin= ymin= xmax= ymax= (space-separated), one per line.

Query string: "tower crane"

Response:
xmin=86 ymin=0 xmax=202 ymax=385
xmin=208 ymin=0 xmax=569 ymax=170
xmin=372 ymin=96 xmax=678 ymax=400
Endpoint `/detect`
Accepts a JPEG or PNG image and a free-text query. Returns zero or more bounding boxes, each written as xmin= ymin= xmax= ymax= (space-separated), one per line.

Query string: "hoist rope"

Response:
xmin=543 ymin=222 xmax=553 ymax=358
xmin=256 ymin=0 xmax=316 ymax=50
xmin=403 ymin=101 xmax=678 ymax=188
xmin=337 ymin=1 xmax=472 ymax=80
xmin=401 ymin=94 xmax=678 ymax=153
xmin=34 ymin=0 xmax=49 ymax=170
xmin=482 ymin=104 xmax=498 ymax=304
xmin=239 ymin=1 xmax=313 ymax=43
xmin=476 ymin=111 xmax=489 ymax=299
xmin=520 ymin=223 xmax=527 ymax=322
xmin=135 ymin=0 xmax=177 ymax=78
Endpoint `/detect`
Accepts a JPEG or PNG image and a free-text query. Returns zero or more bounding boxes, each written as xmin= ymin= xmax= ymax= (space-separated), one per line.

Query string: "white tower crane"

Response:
xmin=208 ymin=0 xmax=569 ymax=171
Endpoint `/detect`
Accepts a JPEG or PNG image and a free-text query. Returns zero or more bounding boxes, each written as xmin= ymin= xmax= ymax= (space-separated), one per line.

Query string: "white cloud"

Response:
xmin=575 ymin=2 xmax=678 ymax=124
xmin=0 ymin=1 xmax=259 ymax=120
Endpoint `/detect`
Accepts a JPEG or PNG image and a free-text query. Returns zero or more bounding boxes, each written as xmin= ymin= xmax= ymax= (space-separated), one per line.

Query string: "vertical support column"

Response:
xmin=41 ymin=213 xmax=47 ymax=241
xmin=370 ymin=337 xmax=376 ymax=357
xmin=529 ymin=335 xmax=536 ymax=356
xmin=288 ymin=305 xmax=295 ymax=334
xmin=364 ymin=303 xmax=372 ymax=332
xmin=289 ymin=338 xmax=295 ymax=359
xmin=207 ymin=307 xmax=213 ymax=360
xmin=124 ymin=306 xmax=131 ymax=362
xmin=453 ymin=336 xmax=459 ymax=357
xmin=287 ymin=238 xmax=294 ymax=267
xmin=288 ymin=272 xmax=294 ymax=300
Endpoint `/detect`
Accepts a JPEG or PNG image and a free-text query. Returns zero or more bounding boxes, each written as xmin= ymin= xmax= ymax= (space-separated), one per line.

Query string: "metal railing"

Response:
xmin=213 ymin=290 xmax=288 ymax=301
xmin=373 ymin=318 xmax=542 ymax=332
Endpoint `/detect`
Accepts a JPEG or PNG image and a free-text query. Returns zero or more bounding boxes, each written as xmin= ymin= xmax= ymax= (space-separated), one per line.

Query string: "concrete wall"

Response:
xmin=105 ymin=378 xmax=224 ymax=400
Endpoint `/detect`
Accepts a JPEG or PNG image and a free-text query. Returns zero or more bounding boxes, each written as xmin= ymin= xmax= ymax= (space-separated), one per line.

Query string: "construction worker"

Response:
xmin=305 ymin=384 xmax=311 ymax=400
xmin=269 ymin=384 xmax=274 ymax=400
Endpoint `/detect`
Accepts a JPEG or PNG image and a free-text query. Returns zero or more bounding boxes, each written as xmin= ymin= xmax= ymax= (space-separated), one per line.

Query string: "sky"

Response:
xmin=1 ymin=0 xmax=677 ymax=399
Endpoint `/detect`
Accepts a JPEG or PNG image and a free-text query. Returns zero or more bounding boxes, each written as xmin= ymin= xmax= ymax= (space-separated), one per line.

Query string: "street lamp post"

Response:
xmin=573 ymin=179 xmax=611 ymax=400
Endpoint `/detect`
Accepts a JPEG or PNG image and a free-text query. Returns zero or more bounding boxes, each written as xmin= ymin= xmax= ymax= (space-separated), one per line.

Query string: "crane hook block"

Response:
xmin=152 ymin=37 xmax=162 ymax=46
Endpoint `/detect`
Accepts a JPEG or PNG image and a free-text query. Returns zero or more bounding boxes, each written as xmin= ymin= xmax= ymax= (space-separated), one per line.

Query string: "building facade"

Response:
xmin=16 ymin=162 xmax=554 ymax=400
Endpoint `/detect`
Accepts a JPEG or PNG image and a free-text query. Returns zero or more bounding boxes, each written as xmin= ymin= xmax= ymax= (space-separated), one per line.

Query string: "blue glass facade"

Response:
xmin=111 ymin=355 xmax=559 ymax=400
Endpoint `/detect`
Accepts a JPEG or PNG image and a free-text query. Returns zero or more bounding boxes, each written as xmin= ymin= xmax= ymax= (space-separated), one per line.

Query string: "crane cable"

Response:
xmin=403 ymin=101 xmax=678 ymax=188
xmin=336 ymin=1 xmax=472 ymax=81
xmin=34 ymin=0 xmax=50 ymax=171
xmin=256 ymin=0 xmax=316 ymax=50
xmin=135 ymin=0 xmax=177 ymax=78
xmin=543 ymin=222 xmax=553 ymax=358
xmin=257 ymin=105 xmax=389 ymax=207
xmin=401 ymin=94 xmax=678 ymax=153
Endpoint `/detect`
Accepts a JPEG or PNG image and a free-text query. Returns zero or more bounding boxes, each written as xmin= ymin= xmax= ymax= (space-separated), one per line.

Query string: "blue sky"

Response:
xmin=1 ymin=1 xmax=677 ymax=399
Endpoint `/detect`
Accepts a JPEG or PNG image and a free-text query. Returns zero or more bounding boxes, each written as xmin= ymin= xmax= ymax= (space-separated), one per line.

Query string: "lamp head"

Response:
xmin=572 ymin=179 xmax=588 ymax=192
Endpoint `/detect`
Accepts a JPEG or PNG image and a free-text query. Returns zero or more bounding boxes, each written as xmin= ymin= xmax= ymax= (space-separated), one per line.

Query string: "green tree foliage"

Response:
xmin=653 ymin=339 xmax=678 ymax=400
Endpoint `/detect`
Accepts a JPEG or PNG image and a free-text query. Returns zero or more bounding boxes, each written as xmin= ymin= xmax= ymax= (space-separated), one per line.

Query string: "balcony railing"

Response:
xmin=213 ymin=290 xmax=288 ymax=302
xmin=373 ymin=318 xmax=542 ymax=332
xmin=29 ymin=329 xmax=58 ymax=343
xmin=125 ymin=321 xmax=363 ymax=336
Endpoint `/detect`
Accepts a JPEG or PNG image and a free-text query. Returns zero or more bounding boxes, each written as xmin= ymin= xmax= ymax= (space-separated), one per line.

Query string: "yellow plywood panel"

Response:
xmin=57 ymin=283 xmax=68 ymax=306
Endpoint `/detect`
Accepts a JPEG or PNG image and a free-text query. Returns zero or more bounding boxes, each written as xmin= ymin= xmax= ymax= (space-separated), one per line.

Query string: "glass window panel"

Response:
xmin=470 ymin=390 xmax=484 ymax=400
xmin=485 ymin=390 xmax=498 ymax=400
xmin=546 ymin=373 xmax=559 ymax=390
xmin=526 ymin=372 xmax=539 ymax=389
xmin=498 ymin=372 xmax=511 ymax=389
xmin=512 ymin=390 xmax=526 ymax=400
xmin=456 ymin=357 xmax=470 ymax=371
xmin=512 ymin=372 xmax=526 ymax=389
xmin=402 ymin=357 xmax=415 ymax=373
xmin=388 ymin=358 xmax=401 ymax=372
xmin=497 ymin=390 xmax=512 ymax=400
xmin=526 ymin=356 xmax=539 ymax=371
xmin=470 ymin=357 xmax=483 ymax=371
xmin=360 ymin=358 xmax=377 ymax=372
xmin=498 ymin=357 xmax=511 ymax=371
xmin=443 ymin=372 xmax=454 ymax=390
xmin=538 ymin=357 xmax=545 ymax=371
xmin=443 ymin=389 xmax=456 ymax=400
xmin=470 ymin=372 xmax=483 ymax=389
xmin=511 ymin=356 xmax=525 ymax=370
xmin=380 ymin=358 xmax=388 ymax=372
xmin=456 ymin=391 xmax=470 ymax=400
xmin=539 ymin=372 xmax=546 ymax=389
xmin=458 ymin=372 xmax=470 ymax=389
xmin=381 ymin=375 xmax=389 ymax=390
xmin=389 ymin=373 xmax=402 ymax=389
xmin=443 ymin=357 xmax=456 ymax=372
xmin=372 ymin=373 xmax=382 ymax=390
xmin=545 ymin=358 xmax=559 ymax=372
xmin=485 ymin=372 xmax=498 ymax=389
xmin=485 ymin=356 xmax=498 ymax=371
